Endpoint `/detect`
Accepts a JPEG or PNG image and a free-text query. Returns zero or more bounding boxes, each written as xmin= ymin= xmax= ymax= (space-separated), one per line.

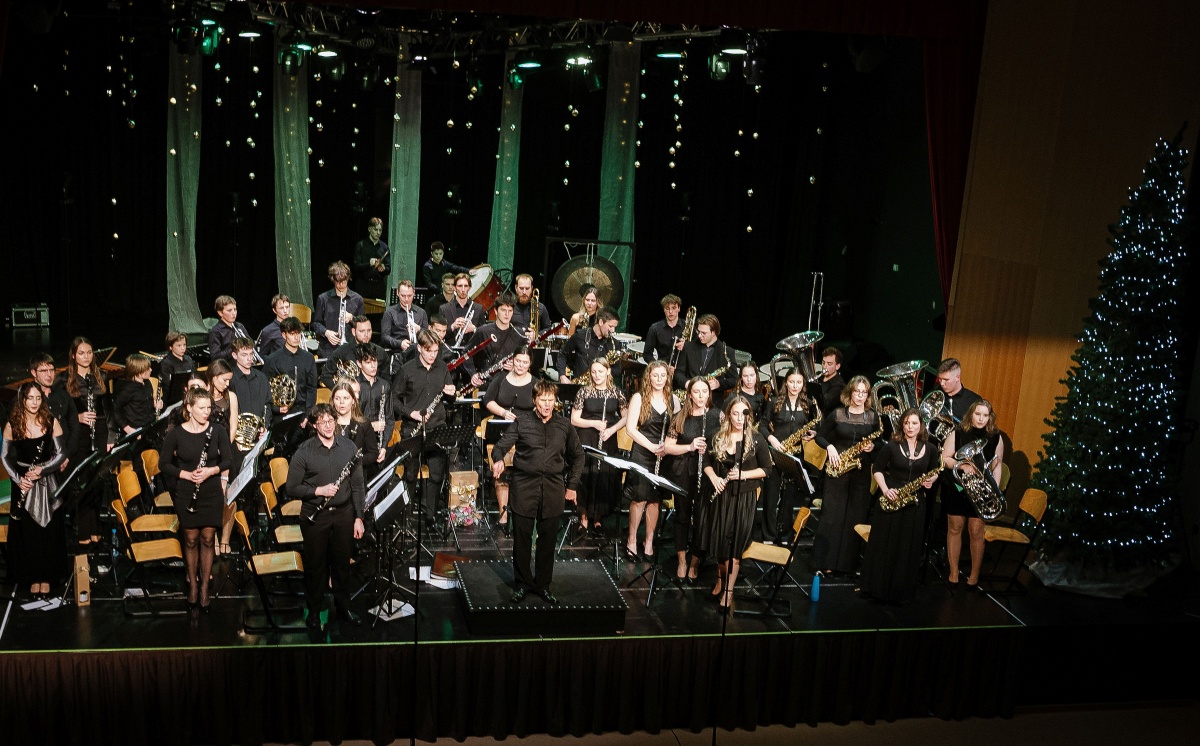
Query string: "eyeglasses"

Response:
xmin=853 ymin=389 xmax=869 ymax=395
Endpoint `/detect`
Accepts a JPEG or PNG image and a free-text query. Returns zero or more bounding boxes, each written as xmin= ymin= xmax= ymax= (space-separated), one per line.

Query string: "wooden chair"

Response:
xmin=116 ymin=466 xmax=179 ymax=534
xmin=735 ymin=507 xmax=814 ymax=618
xmin=291 ymin=303 xmax=313 ymax=324
xmin=315 ymin=386 xmax=332 ymax=405
xmin=139 ymin=449 xmax=174 ymax=509
xmin=269 ymin=458 xmax=302 ymax=519
xmin=111 ymin=499 xmax=186 ymax=616
xmin=983 ymin=487 xmax=1048 ymax=592
xmin=260 ymin=482 xmax=304 ymax=548
xmin=234 ymin=510 xmax=307 ymax=632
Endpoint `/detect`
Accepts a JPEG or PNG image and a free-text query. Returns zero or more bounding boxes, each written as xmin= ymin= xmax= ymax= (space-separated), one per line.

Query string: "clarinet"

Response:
xmin=453 ymin=305 xmax=475 ymax=348
xmin=337 ymin=296 xmax=347 ymax=345
xmin=186 ymin=425 xmax=215 ymax=514
xmin=307 ymin=448 xmax=363 ymax=523
xmin=10 ymin=438 xmax=49 ymax=522
xmin=653 ymin=404 xmax=669 ymax=476
xmin=696 ymin=410 xmax=708 ymax=496
xmin=376 ymin=381 xmax=387 ymax=450
xmin=85 ymin=374 xmax=97 ymax=452
xmin=457 ymin=351 xmax=515 ymax=397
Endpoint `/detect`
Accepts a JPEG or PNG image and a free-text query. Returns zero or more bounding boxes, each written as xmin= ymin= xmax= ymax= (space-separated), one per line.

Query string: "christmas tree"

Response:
xmin=1030 ymin=136 xmax=1188 ymax=597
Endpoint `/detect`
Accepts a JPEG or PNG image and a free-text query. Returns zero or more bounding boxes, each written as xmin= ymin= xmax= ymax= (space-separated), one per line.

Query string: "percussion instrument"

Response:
xmin=627 ymin=340 xmax=646 ymax=360
xmin=544 ymin=334 xmax=569 ymax=351
xmin=468 ymin=264 xmax=504 ymax=320
xmin=611 ymin=332 xmax=641 ymax=352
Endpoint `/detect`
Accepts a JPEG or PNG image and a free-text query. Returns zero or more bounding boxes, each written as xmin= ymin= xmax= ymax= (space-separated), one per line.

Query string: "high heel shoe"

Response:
xmin=625 ymin=544 xmax=639 ymax=561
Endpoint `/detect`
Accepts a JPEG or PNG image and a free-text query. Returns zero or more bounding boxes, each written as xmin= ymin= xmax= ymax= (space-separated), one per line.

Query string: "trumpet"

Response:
xmin=336 ymin=296 xmax=347 ymax=346
xmin=453 ymin=306 xmax=475 ymax=348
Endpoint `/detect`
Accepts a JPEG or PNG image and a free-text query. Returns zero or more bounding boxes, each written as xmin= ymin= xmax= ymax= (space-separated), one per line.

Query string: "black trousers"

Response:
xmin=299 ymin=504 xmax=355 ymax=615
xmin=400 ymin=435 xmax=447 ymax=516
xmin=511 ymin=511 xmax=561 ymax=592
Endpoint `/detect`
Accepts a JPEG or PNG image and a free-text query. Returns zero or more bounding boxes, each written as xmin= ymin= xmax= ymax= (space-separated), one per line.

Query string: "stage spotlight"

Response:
xmin=513 ymin=50 xmax=542 ymax=69
xmin=708 ymin=54 xmax=731 ymax=81
xmin=718 ymin=28 xmax=748 ymax=55
xmin=743 ymin=36 xmax=766 ymax=85
xmin=566 ymin=46 xmax=594 ymax=67
xmin=655 ymin=40 xmax=685 ymax=59
xmin=223 ymin=1 xmax=261 ymax=38
xmin=279 ymin=46 xmax=304 ymax=75
xmin=315 ymin=43 xmax=338 ymax=58
xmin=353 ymin=30 xmax=377 ymax=51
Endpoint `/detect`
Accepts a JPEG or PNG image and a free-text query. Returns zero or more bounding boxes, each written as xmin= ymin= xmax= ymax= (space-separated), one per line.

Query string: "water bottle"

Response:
xmin=810 ymin=571 xmax=821 ymax=602
xmin=111 ymin=527 xmax=120 ymax=569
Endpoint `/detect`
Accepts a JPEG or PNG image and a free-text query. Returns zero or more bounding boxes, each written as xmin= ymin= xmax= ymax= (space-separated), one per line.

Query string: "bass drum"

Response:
xmin=468 ymin=264 xmax=505 ymax=320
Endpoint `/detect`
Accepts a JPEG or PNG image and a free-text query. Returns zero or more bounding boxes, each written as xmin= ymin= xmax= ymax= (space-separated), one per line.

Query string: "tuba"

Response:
xmin=770 ymin=330 xmax=824 ymax=388
xmin=918 ymin=389 xmax=957 ymax=444
xmin=952 ymin=438 xmax=1007 ymax=521
xmin=871 ymin=360 xmax=926 ymax=433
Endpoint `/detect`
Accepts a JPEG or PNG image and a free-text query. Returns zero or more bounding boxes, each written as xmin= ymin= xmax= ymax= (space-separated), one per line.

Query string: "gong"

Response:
xmin=551 ymin=254 xmax=626 ymax=319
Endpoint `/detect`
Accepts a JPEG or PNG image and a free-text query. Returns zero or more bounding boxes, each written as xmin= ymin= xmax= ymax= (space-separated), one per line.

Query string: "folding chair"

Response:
xmin=234 ymin=510 xmax=308 ymax=632
xmin=735 ymin=507 xmax=813 ymax=618
xmin=260 ymin=482 xmax=305 ymax=549
xmin=111 ymin=499 xmax=186 ymax=616
xmin=983 ymin=487 xmax=1048 ymax=593
xmin=116 ymin=466 xmax=179 ymax=535
xmin=139 ymin=449 xmax=174 ymax=509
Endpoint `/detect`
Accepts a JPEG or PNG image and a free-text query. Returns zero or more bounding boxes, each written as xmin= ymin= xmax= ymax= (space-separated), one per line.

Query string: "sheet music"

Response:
xmin=225 ymin=434 xmax=267 ymax=505
xmin=584 ymin=447 xmax=685 ymax=495
xmin=156 ymin=400 xmax=182 ymax=422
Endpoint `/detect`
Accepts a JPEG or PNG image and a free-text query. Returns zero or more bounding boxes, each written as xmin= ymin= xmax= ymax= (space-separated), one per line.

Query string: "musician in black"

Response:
xmin=760 ymin=369 xmax=817 ymax=541
xmin=644 ymin=294 xmax=689 ymax=365
xmin=566 ymin=285 xmax=600 ymax=339
xmin=930 ymin=357 xmax=982 ymax=560
xmin=492 ymin=379 xmax=585 ymax=605
xmin=512 ymin=274 xmax=553 ymax=343
xmin=160 ymin=331 xmax=195 ymax=403
xmin=352 ymin=216 xmax=389 ymax=300
xmin=940 ymin=399 xmax=1004 ymax=591
xmin=29 ymin=354 xmax=79 ymax=469
xmin=230 ymin=338 xmax=272 ymax=429
xmin=313 ymin=261 xmax=367 ymax=358
xmin=356 ymin=344 xmax=395 ymax=465
xmin=286 ymin=403 xmax=366 ymax=628
xmin=440 ymin=272 xmax=484 ymax=349
xmin=426 ymin=314 xmax=458 ymax=366
xmin=320 ymin=315 xmax=386 ymax=390
xmin=816 ymin=347 xmax=846 ymax=417
xmin=425 ymin=273 xmax=456 ymax=319
xmin=208 ymin=295 xmax=254 ymax=363
xmin=561 ymin=307 xmax=620 ymax=379
xmin=396 ymin=330 xmax=455 ymax=515
xmin=381 ymin=279 xmax=428 ymax=360
xmin=467 ymin=292 xmax=526 ymax=385
xmin=61 ymin=336 xmax=110 ymax=545
xmin=935 ymin=358 xmax=981 ymax=426
xmin=114 ymin=353 xmax=160 ymax=438
xmin=422 ymin=241 xmax=469 ymax=290
xmin=257 ymin=294 xmax=292 ymax=359
xmin=263 ymin=317 xmax=317 ymax=418
xmin=672 ymin=313 xmax=736 ymax=397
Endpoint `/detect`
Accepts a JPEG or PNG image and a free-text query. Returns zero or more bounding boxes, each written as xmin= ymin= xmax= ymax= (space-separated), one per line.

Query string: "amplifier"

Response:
xmin=11 ymin=303 xmax=50 ymax=328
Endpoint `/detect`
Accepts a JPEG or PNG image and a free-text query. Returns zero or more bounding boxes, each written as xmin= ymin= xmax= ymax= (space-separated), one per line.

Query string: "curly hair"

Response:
xmin=7 ymin=382 xmax=54 ymax=439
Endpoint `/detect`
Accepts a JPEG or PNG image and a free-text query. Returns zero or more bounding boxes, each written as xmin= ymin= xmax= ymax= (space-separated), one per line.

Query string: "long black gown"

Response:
xmin=572 ymin=386 xmax=627 ymax=521
xmin=159 ymin=424 xmax=233 ymax=530
xmin=668 ymin=408 xmax=721 ymax=556
xmin=813 ymin=408 xmax=883 ymax=573
xmin=696 ymin=430 xmax=773 ymax=563
xmin=2 ymin=431 xmax=69 ymax=585
xmin=860 ymin=440 xmax=941 ymax=602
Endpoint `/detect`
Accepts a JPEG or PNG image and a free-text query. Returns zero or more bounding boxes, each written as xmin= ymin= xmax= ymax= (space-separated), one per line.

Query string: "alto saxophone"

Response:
xmin=878 ymin=463 xmax=944 ymax=512
xmin=825 ymin=421 xmax=885 ymax=478
xmin=777 ymin=413 xmax=822 ymax=455
xmin=671 ymin=365 xmax=728 ymax=405
xmin=572 ymin=349 xmax=625 ymax=384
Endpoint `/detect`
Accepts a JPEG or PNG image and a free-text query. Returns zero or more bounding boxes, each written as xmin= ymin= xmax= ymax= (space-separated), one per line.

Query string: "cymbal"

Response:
xmin=551 ymin=254 xmax=625 ymax=319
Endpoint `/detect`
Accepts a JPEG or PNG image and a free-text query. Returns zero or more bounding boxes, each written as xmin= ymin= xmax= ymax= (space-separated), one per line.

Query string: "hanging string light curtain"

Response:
xmin=272 ymin=36 xmax=313 ymax=307
xmin=388 ymin=54 xmax=422 ymax=289
xmin=164 ymin=50 xmax=208 ymax=335
xmin=598 ymin=42 xmax=641 ymax=328
xmin=487 ymin=51 xmax=523 ymax=276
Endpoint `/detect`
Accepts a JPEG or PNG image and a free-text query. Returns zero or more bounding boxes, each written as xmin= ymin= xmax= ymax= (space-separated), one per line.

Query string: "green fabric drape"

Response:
xmin=487 ymin=52 xmax=523 ymax=276
xmin=598 ymin=42 xmax=641 ymax=330
xmin=164 ymin=51 xmax=207 ymax=334
xmin=272 ymin=39 xmax=313 ymax=307
xmin=388 ymin=59 xmax=422 ymax=290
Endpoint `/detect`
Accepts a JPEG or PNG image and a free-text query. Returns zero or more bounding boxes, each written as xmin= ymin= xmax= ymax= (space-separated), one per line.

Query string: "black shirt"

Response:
xmin=312 ymin=289 xmax=367 ymax=357
xmin=208 ymin=321 xmax=252 ymax=363
xmin=114 ymin=379 xmax=156 ymax=433
xmin=263 ymin=346 xmax=317 ymax=416
xmin=816 ymin=374 xmax=845 ymax=417
xmin=397 ymin=357 xmax=453 ymax=433
xmin=673 ymin=339 xmax=736 ymax=393
xmin=942 ymin=386 xmax=981 ymax=426
xmin=440 ymin=297 xmax=486 ymax=347
xmin=380 ymin=304 xmax=428 ymax=351
xmin=159 ymin=352 xmax=194 ymax=403
xmin=42 ymin=383 xmax=80 ymax=458
xmin=492 ymin=410 xmax=586 ymax=505
xmin=511 ymin=300 xmax=553 ymax=338
xmin=422 ymin=258 xmax=469 ymax=290
xmin=466 ymin=323 xmax=527 ymax=377
xmin=257 ymin=320 xmax=285 ymax=358
xmin=644 ymin=318 xmax=689 ymax=364
xmin=357 ymin=374 xmax=394 ymax=449
xmin=561 ymin=327 xmax=618 ymax=378
xmin=286 ymin=434 xmax=367 ymax=519
xmin=230 ymin=366 xmax=272 ymax=426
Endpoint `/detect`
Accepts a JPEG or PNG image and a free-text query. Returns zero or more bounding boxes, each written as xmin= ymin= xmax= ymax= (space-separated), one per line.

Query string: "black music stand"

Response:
xmin=165 ymin=373 xmax=193 ymax=407
xmin=482 ymin=418 xmax=513 ymax=548
xmin=581 ymin=446 xmax=686 ymax=604
xmin=363 ymin=475 xmax=423 ymax=626
xmin=768 ymin=446 xmax=815 ymax=541
xmin=267 ymin=410 xmax=306 ymax=454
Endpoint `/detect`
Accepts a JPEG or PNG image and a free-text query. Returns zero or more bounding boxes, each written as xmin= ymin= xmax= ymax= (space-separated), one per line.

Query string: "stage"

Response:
xmin=2 ymin=513 xmax=1196 ymax=746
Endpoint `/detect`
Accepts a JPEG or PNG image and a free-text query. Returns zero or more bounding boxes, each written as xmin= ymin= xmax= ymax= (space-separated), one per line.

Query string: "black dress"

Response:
xmin=159 ymin=424 xmax=232 ymax=529
xmin=64 ymin=371 xmax=109 ymax=539
xmin=624 ymin=398 xmax=672 ymax=505
xmin=483 ymin=375 xmax=535 ymax=485
xmin=760 ymin=395 xmax=816 ymax=538
xmin=668 ymin=408 xmax=722 ymax=554
xmin=696 ymin=430 xmax=773 ymax=563
xmin=860 ymin=440 xmax=941 ymax=602
xmin=943 ymin=427 xmax=1001 ymax=518
xmin=572 ymin=387 xmax=627 ymax=520
xmin=2 ymin=431 xmax=69 ymax=585
xmin=723 ymin=388 xmax=767 ymax=425
xmin=813 ymin=408 xmax=883 ymax=573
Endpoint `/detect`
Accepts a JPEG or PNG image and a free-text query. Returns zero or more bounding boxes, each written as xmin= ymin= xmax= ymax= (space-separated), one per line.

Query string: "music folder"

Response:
xmin=581 ymin=445 xmax=687 ymax=497
xmin=371 ymin=479 xmax=409 ymax=525
xmin=769 ymin=446 xmax=816 ymax=494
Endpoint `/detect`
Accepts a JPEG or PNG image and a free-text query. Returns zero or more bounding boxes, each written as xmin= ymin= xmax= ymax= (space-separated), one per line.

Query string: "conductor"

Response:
xmin=492 ymin=379 xmax=584 ymax=605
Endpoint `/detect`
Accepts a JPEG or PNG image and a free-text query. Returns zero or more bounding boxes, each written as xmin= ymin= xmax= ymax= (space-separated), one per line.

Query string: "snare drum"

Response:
xmin=469 ymin=264 xmax=505 ymax=320
xmin=611 ymin=332 xmax=641 ymax=352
